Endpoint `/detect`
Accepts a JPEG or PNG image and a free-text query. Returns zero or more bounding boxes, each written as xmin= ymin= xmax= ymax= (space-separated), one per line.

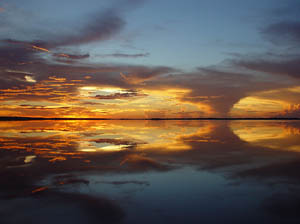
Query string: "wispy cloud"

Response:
xmin=94 ymin=90 xmax=147 ymax=100
xmin=262 ymin=21 xmax=300 ymax=47
xmin=232 ymin=55 xmax=300 ymax=79
xmin=52 ymin=53 xmax=90 ymax=60
xmin=120 ymin=66 xmax=174 ymax=84
xmin=97 ymin=53 xmax=150 ymax=58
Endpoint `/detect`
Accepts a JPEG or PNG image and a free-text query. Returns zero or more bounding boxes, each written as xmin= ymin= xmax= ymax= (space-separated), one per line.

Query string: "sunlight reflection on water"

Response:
xmin=0 ymin=120 xmax=300 ymax=224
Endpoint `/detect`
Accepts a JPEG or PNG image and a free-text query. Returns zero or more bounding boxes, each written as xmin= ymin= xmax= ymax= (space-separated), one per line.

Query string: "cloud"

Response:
xmin=0 ymin=0 xmax=144 ymax=77
xmin=144 ymin=67 xmax=288 ymax=116
xmin=262 ymin=21 xmax=300 ymax=46
xmin=94 ymin=89 xmax=147 ymax=100
xmin=5 ymin=69 xmax=34 ymax=75
xmin=19 ymin=105 xmax=71 ymax=110
xmin=97 ymin=180 xmax=150 ymax=186
xmin=232 ymin=55 xmax=300 ymax=79
xmin=280 ymin=104 xmax=300 ymax=118
xmin=1 ymin=0 xmax=144 ymax=49
xmin=34 ymin=0 xmax=144 ymax=49
xmin=120 ymin=66 xmax=174 ymax=84
xmin=52 ymin=174 xmax=90 ymax=186
xmin=97 ymin=52 xmax=150 ymax=58
xmin=0 ymin=41 xmax=39 ymax=66
xmin=48 ymin=11 xmax=125 ymax=48
xmin=0 ymin=47 xmax=297 ymax=117
xmin=0 ymin=61 xmax=176 ymax=111
xmin=144 ymin=110 xmax=166 ymax=118
xmin=24 ymin=75 xmax=36 ymax=83
xmin=92 ymin=137 xmax=144 ymax=147
xmin=81 ymin=101 xmax=103 ymax=106
xmin=52 ymin=53 xmax=90 ymax=60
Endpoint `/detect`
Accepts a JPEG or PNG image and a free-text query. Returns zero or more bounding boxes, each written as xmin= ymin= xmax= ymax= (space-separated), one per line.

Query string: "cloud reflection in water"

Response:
xmin=0 ymin=120 xmax=300 ymax=223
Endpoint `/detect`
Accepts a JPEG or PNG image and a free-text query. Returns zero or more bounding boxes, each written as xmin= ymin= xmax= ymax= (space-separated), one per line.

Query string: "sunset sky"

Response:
xmin=0 ymin=0 xmax=300 ymax=118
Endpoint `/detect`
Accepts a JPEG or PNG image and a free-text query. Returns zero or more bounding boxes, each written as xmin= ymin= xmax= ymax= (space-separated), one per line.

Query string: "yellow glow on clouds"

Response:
xmin=231 ymin=96 xmax=285 ymax=117
xmin=75 ymin=86 xmax=206 ymax=118
xmin=79 ymin=86 xmax=128 ymax=96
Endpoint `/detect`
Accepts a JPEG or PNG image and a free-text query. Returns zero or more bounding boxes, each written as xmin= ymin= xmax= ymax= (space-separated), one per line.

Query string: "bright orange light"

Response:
xmin=32 ymin=45 xmax=50 ymax=52
xmin=32 ymin=186 xmax=48 ymax=194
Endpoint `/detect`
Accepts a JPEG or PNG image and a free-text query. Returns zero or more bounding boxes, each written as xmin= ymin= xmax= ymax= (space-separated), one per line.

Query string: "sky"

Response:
xmin=0 ymin=0 xmax=300 ymax=118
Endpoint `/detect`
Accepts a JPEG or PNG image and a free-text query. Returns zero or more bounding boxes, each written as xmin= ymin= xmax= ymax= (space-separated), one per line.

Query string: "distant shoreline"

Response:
xmin=0 ymin=117 xmax=299 ymax=121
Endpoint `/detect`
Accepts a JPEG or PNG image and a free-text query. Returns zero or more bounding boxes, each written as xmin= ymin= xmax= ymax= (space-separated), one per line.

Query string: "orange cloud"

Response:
xmin=32 ymin=45 xmax=50 ymax=52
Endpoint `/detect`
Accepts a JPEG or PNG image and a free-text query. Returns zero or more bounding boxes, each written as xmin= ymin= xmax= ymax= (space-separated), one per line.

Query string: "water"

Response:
xmin=0 ymin=120 xmax=300 ymax=224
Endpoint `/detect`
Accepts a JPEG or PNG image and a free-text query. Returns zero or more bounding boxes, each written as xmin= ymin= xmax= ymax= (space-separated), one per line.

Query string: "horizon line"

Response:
xmin=0 ymin=116 xmax=299 ymax=121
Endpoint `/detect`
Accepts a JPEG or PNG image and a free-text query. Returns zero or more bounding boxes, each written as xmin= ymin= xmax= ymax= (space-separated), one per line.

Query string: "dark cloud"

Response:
xmin=232 ymin=55 xmax=300 ymax=79
xmin=1 ymin=0 xmax=144 ymax=49
xmin=0 ymin=0 xmax=144 ymax=86
xmin=0 ymin=40 xmax=45 ymax=89
xmin=48 ymin=11 xmax=125 ymax=48
xmin=0 ymin=41 xmax=39 ymax=66
xmin=92 ymin=138 xmax=145 ymax=146
xmin=19 ymin=105 xmax=71 ymax=110
xmin=81 ymin=101 xmax=103 ymax=106
xmin=95 ymin=90 xmax=147 ymax=100
xmin=262 ymin=21 xmax=300 ymax=46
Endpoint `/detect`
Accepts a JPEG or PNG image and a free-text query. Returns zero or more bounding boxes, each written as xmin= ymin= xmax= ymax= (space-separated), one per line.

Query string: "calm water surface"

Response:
xmin=1 ymin=120 xmax=300 ymax=224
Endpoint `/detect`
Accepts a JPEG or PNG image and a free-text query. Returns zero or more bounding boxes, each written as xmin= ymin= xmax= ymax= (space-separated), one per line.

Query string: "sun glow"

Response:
xmin=25 ymin=75 xmax=36 ymax=83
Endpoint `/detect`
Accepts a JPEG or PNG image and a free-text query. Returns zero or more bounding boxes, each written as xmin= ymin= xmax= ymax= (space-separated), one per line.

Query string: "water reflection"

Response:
xmin=0 ymin=120 xmax=300 ymax=223
xmin=231 ymin=121 xmax=300 ymax=152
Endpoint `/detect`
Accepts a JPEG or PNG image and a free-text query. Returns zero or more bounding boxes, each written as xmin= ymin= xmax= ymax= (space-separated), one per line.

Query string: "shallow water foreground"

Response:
xmin=1 ymin=120 xmax=300 ymax=224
